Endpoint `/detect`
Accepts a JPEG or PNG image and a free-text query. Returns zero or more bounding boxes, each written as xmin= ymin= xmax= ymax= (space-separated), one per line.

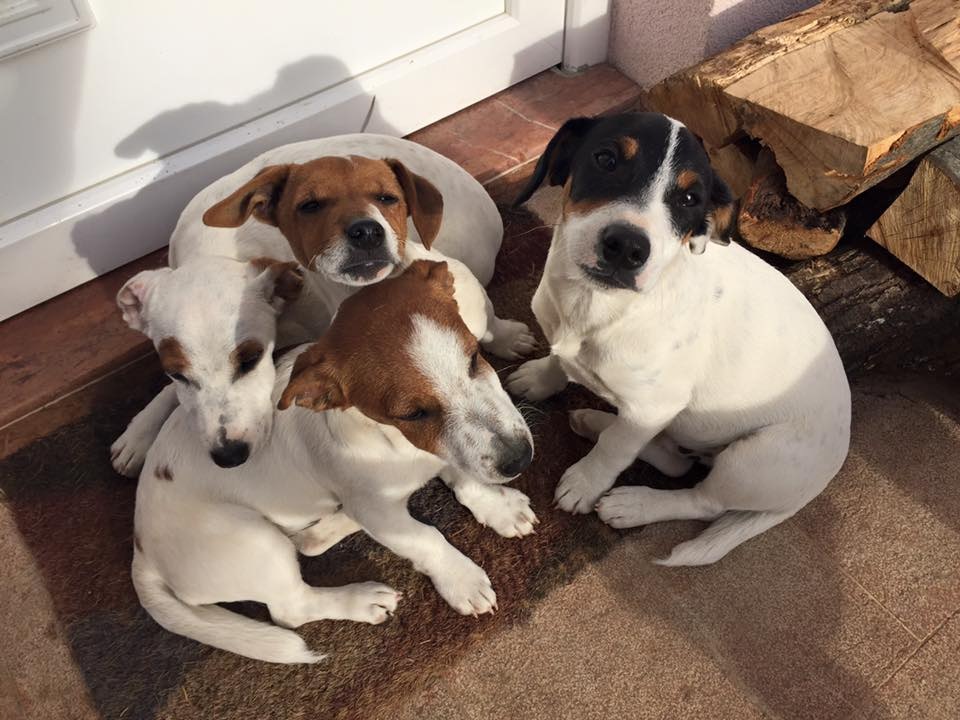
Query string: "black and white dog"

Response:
xmin=509 ymin=112 xmax=851 ymax=565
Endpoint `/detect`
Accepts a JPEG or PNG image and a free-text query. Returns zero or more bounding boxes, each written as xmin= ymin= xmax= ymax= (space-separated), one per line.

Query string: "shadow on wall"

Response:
xmin=705 ymin=0 xmax=816 ymax=56
xmin=70 ymin=55 xmax=397 ymax=293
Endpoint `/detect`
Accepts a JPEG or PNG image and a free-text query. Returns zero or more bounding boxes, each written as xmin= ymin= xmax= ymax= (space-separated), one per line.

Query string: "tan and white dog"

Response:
xmin=112 ymin=135 xmax=534 ymax=474
xmin=132 ymin=259 xmax=536 ymax=664
xmin=509 ymin=113 xmax=851 ymax=565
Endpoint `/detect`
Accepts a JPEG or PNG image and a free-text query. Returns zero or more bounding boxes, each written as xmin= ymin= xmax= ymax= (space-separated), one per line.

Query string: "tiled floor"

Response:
xmin=0 ymin=64 xmax=641 ymax=459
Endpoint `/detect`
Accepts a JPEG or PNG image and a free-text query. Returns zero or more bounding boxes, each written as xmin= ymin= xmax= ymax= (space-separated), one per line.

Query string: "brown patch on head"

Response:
xmin=710 ymin=202 xmax=735 ymax=240
xmin=249 ymin=258 xmax=304 ymax=302
xmin=231 ymin=339 xmax=266 ymax=379
xmin=279 ymin=260 xmax=473 ymax=456
xmin=677 ymin=169 xmax=700 ymax=190
xmin=618 ymin=136 xmax=639 ymax=160
xmin=157 ymin=337 xmax=189 ymax=376
xmin=562 ymin=177 xmax=608 ymax=219
xmin=203 ymin=156 xmax=443 ymax=272
xmin=153 ymin=464 xmax=173 ymax=481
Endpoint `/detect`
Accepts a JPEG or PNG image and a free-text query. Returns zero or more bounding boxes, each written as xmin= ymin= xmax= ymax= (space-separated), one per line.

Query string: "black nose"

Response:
xmin=600 ymin=224 xmax=650 ymax=270
xmin=496 ymin=438 xmax=533 ymax=478
xmin=346 ymin=219 xmax=385 ymax=250
xmin=210 ymin=440 xmax=250 ymax=468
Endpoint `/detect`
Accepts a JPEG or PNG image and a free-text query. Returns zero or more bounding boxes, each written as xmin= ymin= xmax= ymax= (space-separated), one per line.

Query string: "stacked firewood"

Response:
xmin=647 ymin=0 xmax=960 ymax=296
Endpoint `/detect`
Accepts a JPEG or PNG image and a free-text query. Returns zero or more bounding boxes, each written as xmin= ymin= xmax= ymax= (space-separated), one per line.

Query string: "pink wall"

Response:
xmin=609 ymin=0 xmax=816 ymax=87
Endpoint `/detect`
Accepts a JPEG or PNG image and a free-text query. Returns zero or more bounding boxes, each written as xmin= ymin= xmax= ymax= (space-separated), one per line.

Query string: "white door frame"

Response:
xmin=0 ymin=0 xmax=611 ymax=320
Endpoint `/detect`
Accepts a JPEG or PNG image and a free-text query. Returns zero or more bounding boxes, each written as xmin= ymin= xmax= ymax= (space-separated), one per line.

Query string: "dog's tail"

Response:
xmin=653 ymin=510 xmax=794 ymax=567
xmin=132 ymin=551 xmax=323 ymax=664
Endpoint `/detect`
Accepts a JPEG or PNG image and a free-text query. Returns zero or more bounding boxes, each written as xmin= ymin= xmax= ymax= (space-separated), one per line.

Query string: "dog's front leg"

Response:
xmin=556 ymin=407 xmax=681 ymax=514
xmin=111 ymin=383 xmax=180 ymax=477
xmin=479 ymin=292 xmax=537 ymax=360
xmin=344 ymin=497 xmax=497 ymax=616
xmin=440 ymin=468 xmax=537 ymax=538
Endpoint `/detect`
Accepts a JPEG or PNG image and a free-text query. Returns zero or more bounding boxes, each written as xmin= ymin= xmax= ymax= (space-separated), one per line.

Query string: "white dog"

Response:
xmin=112 ymin=135 xmax=534 ymax=474
xmin=508 ymin=113 xmax=851 ymax=565
xmin=132 ymin=259 xmax=536 ymax=663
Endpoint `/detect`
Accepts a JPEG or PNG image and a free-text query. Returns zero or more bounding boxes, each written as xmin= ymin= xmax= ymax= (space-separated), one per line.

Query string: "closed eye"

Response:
xmin=297 ymin=199 xmax=327 ymax=213
xmin=375 ymin=193 xmax=399 ymax=205
xmin=395 ymin=408 xmax=429 ymax=422
xmin=237 ymin=349 xmax=264 ymax=376
xmin=468 ymin=349 xmax=479 ymax=377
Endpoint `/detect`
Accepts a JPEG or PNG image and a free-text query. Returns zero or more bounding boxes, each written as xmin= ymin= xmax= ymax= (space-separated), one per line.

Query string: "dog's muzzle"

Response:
xmin=582 ymin=223 xmax=650 ymax=290
xmin=339 ymin=219 xmax=395 ymax=282
xmin=210 ymin=439 xmax=251 ymax=468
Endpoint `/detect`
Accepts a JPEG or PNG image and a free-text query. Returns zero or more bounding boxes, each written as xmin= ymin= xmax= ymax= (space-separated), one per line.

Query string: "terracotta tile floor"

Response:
xmin=0 ymin=65 xmax=641 ymax=459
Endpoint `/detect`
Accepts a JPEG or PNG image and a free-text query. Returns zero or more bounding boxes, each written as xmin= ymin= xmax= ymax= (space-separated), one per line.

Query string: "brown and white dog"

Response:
xmin=132 ymin=259 xmax=536 ymax=664
xmin=112 ymin=135 xmax=534 ymax=474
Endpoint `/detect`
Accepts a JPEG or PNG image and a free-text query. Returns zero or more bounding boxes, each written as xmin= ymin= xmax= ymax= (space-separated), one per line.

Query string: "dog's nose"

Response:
xmin=600 ymin=224 xmax=650 ymax=271
xmin=495 ymin=437 xmax=534 ymax=478
xmin=210 ymin=440 xmax=250 ymax=468
xmin=346 ymin=219 xmax=385 ymax=250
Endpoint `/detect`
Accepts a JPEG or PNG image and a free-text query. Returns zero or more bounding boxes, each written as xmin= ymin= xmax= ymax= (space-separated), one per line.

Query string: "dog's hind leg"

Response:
xmin=291 ymin=511 xmax=361 ymax=556
xmin=111 ymin=383 xmax=179 ymax=477
xmin=569 ymin=409 xmax=694 ymax=478
xmin=440 ymin=467 xmax=537 ymax=538
xmin=598 ymin=424 xmax=837 ymax=564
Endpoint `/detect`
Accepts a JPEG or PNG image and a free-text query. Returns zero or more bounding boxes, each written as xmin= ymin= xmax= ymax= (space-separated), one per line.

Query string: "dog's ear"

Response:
xmin=387 ymin=159 xmax=444 ymax=249
xmin=116 ymin=268 xmax=172 ymax=333
xmin=202 ymin=164 xmax=293 ymax=228
xmin=690 ymin=174 xmax=737 ymax=255
xmin=248 ymin=258 xmax=304 ymax=309
xmin=278 ymin=343 xmax=347 ymax=413
xmin=513 ymin=117 xmax=596 ymax=208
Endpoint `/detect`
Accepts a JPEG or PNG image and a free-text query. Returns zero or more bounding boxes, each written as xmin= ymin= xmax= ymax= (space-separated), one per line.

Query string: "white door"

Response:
xmin=0 ymin=0 xmax=571 ymax=320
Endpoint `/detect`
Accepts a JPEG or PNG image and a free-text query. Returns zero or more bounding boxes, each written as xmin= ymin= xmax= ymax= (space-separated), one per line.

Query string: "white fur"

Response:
xmin=509 ymin=122 xmax=850 ymax=565
xmin=134 ymin=304 xmax=536 ymax=663
xmin=112 ymin=135 xmax=535 ymax=476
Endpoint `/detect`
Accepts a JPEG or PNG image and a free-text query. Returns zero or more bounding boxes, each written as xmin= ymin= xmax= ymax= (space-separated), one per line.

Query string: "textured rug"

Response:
xmin=0 ymin=205 xmax=698 ymax=720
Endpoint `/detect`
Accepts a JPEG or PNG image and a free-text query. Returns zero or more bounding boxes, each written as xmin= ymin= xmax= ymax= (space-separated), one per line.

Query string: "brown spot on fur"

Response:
xmin=154 ymin=464 xmax=173 ymax=481
xmin=134 ymin=534 xmax=144 ymax=553
xmin=203 ymin=156 xmax=443 ymax=270
xmin=677 ymin=169 xmax=700 ymax=190
xmin=157 ymin=337 xmax=189 ymax=376
xmin=249 ymin=258 xmax=304 ymax=302
xmin=279 ymin=260 xmax=470 ymax=456
xmin=231 ymin=339 xmax=266 ymax=377
xmin=619 ymin=136 xmax=639 ymax=159
xmin=711 ymin=203 xmax=735 ymax=238
xmin=562 ymin=178 xmax=608 ymax=218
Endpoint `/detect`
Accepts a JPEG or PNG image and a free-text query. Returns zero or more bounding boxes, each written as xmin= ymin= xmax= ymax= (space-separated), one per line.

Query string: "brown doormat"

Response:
xmin=0 ymin=206 xmax=692 ymax=720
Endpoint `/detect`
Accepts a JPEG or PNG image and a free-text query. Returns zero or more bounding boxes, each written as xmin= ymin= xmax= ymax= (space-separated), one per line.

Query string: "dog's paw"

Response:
xmin=483 ymin=319 xmax=538 ymax=360
xmin=555 ymin=461 xmax=611 ymax=514
xmin=431 ymin=557 xmax=497 ymax=616
xmin=596 ymin=486 xmax=659 ymax=529
xmin=462 ymin=485 xmax=538 ymax=538
xmin=506 ymin=356 xmax=566 ymax=401
xmin=110 ymin=427 xmax=154 ymax=478
xmin=339 ymin=582 xmax=401 ymax=624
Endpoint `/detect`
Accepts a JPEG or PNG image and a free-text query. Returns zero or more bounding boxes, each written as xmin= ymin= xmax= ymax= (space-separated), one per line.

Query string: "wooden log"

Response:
xmin=869 ymin=138 xmax=960 ymax=296
xmin=705 ymin=138 xmax=757 ymax=199
xmin=648 ymin=0 xmax=960 ymax=211
xmin=738 ymin=148 xmax=845 ymax=259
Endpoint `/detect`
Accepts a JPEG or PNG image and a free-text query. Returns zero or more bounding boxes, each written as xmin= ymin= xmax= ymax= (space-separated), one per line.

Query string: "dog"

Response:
xmin=132 ymin=259 xmax=536 ymax=663
xmin=507 ymin=112 xmax=851 ymax=565
xmin=112 ymin=134 xmax=534 ymax=475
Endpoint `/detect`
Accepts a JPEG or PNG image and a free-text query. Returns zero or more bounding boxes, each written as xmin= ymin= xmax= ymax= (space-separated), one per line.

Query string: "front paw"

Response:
xmin=464 ymin=485 xmax=538 ymax=538
xmin=506 ymin=356 xmax=566 ymax=401
xmin=340 ymin=582 xmax=401 ymax=624
xmin=110 ymin=426 xmax=153 ymax=478
xmin=431 ymin=556 xmax=497 ymax=616
xmin=555 ymin=461 xmax=613 ymax=514
xmin=483 ymin=319 xmax=537 ymax=360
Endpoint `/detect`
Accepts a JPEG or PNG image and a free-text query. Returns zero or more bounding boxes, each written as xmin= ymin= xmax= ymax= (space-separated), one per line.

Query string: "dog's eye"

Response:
xmin=297 ymin=199 xmax=325 ymax=214
xmin=468 ymin=350 xmax=480 ymax=377
xmin=678 ymin=192 xmax=701 ymax=208
xmin=237 ymin=349 xmax=264 ymax=376
xmin=397 ymin=408 xmax=429 ymax=422
xmin=376 ymin=194 xmax=399 ymax=205
xmin=593 ymin=150 xmax=617 ymax=172
xmin=168 ymin=372 xmax=188 ymax=384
